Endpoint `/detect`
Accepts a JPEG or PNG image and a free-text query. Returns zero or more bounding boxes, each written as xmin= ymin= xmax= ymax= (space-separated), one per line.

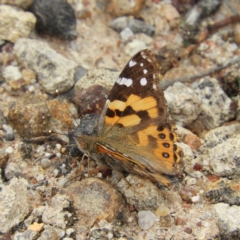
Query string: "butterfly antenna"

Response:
xmin=63 ymin=170 xmax=87 ymax=186
xmin=55 ymin=89 xmax=79 ymax=128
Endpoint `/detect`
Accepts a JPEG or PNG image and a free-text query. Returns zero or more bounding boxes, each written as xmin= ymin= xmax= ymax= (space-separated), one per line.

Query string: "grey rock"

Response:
xmin=14 ymin=38 xmax=77 ymax=94
xmin=203 ymin=124 xmax=240 ymax=149
xmin=117 ymin=175 xmax=163 ymax=211
xmin=2 ymin=124 xmax=15 ymax=141
xmin=27 ymin=194 xmax=71 ymax=230
xmin=0 ymin=178 xmax=30 ymax=233
xmin=29 ymin=0 xmax=77 ymax=40
xmin=109 ymin=17 xmax=155 ymax=36
xmin=37 ymin=225 xmax=59 ymax=240
xmin=4 ymin=162 xmax=21 ymax=180
xmin=0 ymin=5 xmax=36 ymax=42
xmin=109 ymin=16 xmax=128 ymax=32
xmin=2 ymin=65 xmax=22 ymax=81
xmin=120 ymin=27 xmax=133 ymax=42
xmin=128 ymin=18 xmax=155 ymax=36
xmin=164 ymin=82 xmax=201 ymax=126
xmin=196 ymin=124 xmax=240 ymax=177
xmin=194 ymin=77 xmax=234 ymax=127
xmin=214 ymin=203 xmax=240 ymax=239
xmin=14 ymin=229 xmax=39 ymax=240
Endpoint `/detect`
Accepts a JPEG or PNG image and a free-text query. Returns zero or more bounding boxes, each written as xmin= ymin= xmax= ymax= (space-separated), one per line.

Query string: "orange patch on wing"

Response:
xmin=137 ymin=125 xmax=179 ymax=147
xmin=126 ymin=94 xmax=141 ymax=105
xmin=131 ymin=96 xmax=157 ymax=111
xmin=137 ymin=126 xmax=159 ymax=146
xmin=105 ymin=100 xmax=126 ymax=125
xmin=147 ymin=107 xmax=158 ymax=118
xmin=105 ymin=115 xmax=119 ymax=125
xmin=118 ymin=114 xmax=141 ymax=127
xmin=108 ymin=100 xmax=126 ymax=112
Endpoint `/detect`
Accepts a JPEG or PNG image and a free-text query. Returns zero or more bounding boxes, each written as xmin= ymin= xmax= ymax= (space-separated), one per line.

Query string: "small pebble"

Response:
xmin=4 ymin=162 xmax=21 ymax=179
xmin=97 ymin=172 xmax=103 ymax=178
xmin=56 ymin=144 xmax=62 ymax=150
xmin=184 ymin=227 xmax=193 ymax=234
xmin=45 ymin=152 xmax=52 ymax=158
xmin=57 ymin=177 xmax=69 ymax=187
xmin=120 ymin=27 xmax=133 ymax=42
xmin=124 ymin=39 xmax=147 ymax=56
xmin=6 ymin=146 xmax=14 ymax=154
xmin=66 ymin=228 xmax=75 ymax=236
xmin=40 ymin=158 xmax=51 ymax=169
xmin=28 ymin=222 xmax=44 ymax=232
xmin=2 ymin=124 xmax=15 ymax=141
xmin=155 ymin=205 xmax=170 ymax=217
xmin=28 ymin=85 xmax=35 ymax=92
xmin=53 ymin=169 xmax=59 ymax=177
xmin=138 ymin=210 xmax=156 ymax=230
xmin=191 ymin=195 xmax=200 ymax=203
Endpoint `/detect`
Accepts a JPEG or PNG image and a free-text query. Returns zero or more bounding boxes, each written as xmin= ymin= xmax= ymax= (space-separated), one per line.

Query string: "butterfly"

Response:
xmin=76 ymin=49 xmax=183 ymax=186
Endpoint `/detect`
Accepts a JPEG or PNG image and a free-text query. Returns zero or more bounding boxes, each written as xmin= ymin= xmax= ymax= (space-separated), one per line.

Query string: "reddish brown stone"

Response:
xmin=183 ymin=134 xmax=202 ymax=150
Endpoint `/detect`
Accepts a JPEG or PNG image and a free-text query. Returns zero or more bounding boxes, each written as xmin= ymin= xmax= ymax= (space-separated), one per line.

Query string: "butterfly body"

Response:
xmin=76 ymin=50 xmax=183 ymax=186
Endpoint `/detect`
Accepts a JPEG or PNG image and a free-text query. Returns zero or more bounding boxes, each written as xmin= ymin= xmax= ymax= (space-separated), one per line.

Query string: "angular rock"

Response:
xmin=0 ymin=5 xmax=36 ymax=42
xmin=14 ymin=38 xmax=77 ymax=94
xmin=196 ymin=124 xmax=240 ymax=177
xmin=164 ymin=82 xmax=201 ymax=126
xmin=74 ymin=68 xmax=119 ymax=115
xmin=0 ymin=178 xmax=30 ymax=233
xmin=117 ymin=175 xmax=163 ymax=211
xmin=107 ymin=0 xmax=146 ymax=17
xmin=29 ymin=0 xmax=77 ymax=40
xmin=138 ymin=210 xmax=157 ymax=230
xmin=214 ymin=203 xmax=240 ymax=239
xmin=1 ymin=0 xmax=33 ymax=9
xmin=8 ymin=93 xmax=51 ymax=138
xmin=205 ymin=179 xmax=240 ymax=206
xmin=194 ymin=77 xmax=234 ymax=127
xmin=66 ymin=178 xmax=124 ymax=228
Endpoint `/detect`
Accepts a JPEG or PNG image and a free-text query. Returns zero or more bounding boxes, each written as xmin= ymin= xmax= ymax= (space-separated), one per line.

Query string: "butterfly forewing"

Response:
xmin=98 ymin=50 xmax=168 ymax=135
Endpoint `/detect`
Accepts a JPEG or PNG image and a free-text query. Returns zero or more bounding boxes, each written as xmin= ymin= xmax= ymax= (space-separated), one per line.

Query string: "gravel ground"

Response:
xmin=0 ymin=0 xmax=240 ymax=239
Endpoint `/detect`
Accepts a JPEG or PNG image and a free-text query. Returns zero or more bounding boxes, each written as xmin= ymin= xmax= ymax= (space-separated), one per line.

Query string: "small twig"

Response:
xmin=160 ymin=56 xmax=240 ymax=90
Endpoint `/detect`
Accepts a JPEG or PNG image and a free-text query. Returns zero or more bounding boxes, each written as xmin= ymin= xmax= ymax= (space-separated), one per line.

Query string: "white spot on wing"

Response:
xmin=117 ymin=77 xmax=133 ymax=87
xmin=140 ymin=78 xmax=147 ymax=86
xmin=129 ymin=60 xmax=136 ymax=67
xmin=153 ymin=74 xmax=156 ymax=79
xmin=140 ymin=63 xmax=144 ymax=67
xmin=153 ymin=83 xmax=157 ymax=89
xmin=143 ymin=69 xmax=148 ymax=74
xmin=141 ymin=51 xmax=147 ymax=59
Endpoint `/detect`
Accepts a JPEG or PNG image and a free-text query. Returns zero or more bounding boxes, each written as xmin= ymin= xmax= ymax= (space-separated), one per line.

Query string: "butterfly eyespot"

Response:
xmin=158 ymin=133 xmax=166 ymax=139
xmin=162 ymin=152 xmax=169 ymax=158
xmin=163 ymin=143 xmax=170 ymax=148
